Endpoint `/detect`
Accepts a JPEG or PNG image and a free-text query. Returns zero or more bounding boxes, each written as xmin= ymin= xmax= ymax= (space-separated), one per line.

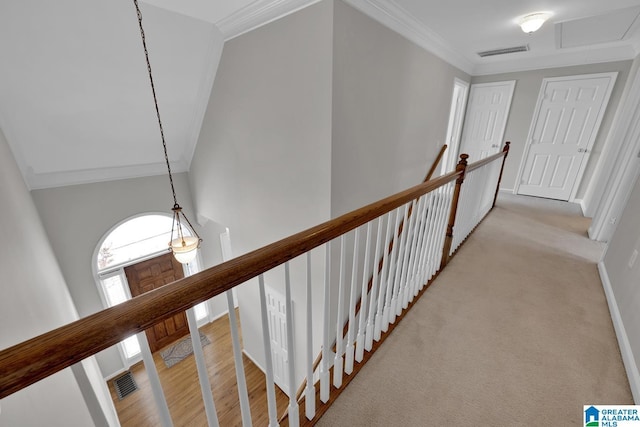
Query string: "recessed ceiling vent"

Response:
xmin=477 ymin=45 xmax=529 ymax=57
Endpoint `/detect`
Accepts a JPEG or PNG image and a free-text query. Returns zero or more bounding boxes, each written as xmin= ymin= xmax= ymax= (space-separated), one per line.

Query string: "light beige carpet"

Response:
xmin=317 ymin=193 xmax=633 ymax=426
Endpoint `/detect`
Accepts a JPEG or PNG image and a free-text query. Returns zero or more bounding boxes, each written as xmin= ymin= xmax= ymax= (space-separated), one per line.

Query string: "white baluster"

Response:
xmin=418 ymin=192 xmax=436 ymax=289
xmin=375 ymin=211 xmax=394 ymax=340
xmin=186 ymin=308 xmax=220 ymax=427
xmin=391 ymin=204 xmax=410 ymax=319
xmin=417 ymin=193 xmax=431 ymax=290
xmin=400 ymin=199 xmax=420 ymax=309
xmin=226 ymin=290 xmax=252 ymax=426
xmin=439 ymin=183 xmax=454 ymax=263
xmin=345 ymin=228 xmax=360 ymax=375
xmin=304 ymin=252 xmax=315 ymax=420
xmin=366 ymin=217 xmax=384 ymax=350
xmin=382 ymin=207 xmax=403 ymax=331
xmin=333 ymin=235 xmax=347 ymax=388
xmin=425 ymin=191 xmax=446 ymax=281
xmin=284 ymin=263 xmax=299 ymax=427
xmin=320 ymin=243 xmax=331 ymax=403
xmin=417 ymin=192 xmax=436 ymax=287
xmin=408 ymin=196 xmax=427 ymax=297
xmin=431 ymin=185 xmax=448 ymax=275
xmin=136 ymin=331 xmax=173 ymax=427
xmin=355 ymin=222 xmax=372 ymax=362
xmin=257 ymin=275 xmax=280 ymax=427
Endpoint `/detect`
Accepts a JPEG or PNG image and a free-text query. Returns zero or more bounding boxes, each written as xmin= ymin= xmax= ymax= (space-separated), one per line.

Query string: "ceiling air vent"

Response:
xmin=477 ymin=45 xmax=529 ymax=57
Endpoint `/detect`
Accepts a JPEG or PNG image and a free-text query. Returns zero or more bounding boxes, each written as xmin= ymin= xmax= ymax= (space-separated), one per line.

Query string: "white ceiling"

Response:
xmin=2 ymin=0 xmax=640 ymax=189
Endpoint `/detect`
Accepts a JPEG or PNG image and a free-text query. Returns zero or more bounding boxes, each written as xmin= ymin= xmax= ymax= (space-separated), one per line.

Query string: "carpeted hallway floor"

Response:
xmin=317 ymin=193 xmax=633 ymax=426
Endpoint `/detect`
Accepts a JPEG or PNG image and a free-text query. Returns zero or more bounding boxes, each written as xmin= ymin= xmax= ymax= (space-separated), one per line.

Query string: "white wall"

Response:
xmin=471 ymin=61 xmax=632 ymax=200
xmin=601 ymin=173 xmax=640 ymax=403
xmin=31 ymin=173 xmax=226 ymax=379
xmin=331 ymin=0 xmax=471 ymax=216
xmin=190 ymin=0 xmax=473 ymax=390
xmin=602 ymin=174 xmax=640 ymax=401
xmin=0 ymin=128 xmax=105 ymax=426
xmin=190 ymin=0 xmax=334 ymax=389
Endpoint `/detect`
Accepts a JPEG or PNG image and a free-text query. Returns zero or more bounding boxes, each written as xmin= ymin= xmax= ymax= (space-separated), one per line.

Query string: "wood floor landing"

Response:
xmin=107 ymin=310 xmax=289 ymax=426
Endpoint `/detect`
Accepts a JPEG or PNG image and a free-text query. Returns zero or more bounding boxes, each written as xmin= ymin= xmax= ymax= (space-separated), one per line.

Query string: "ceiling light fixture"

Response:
xmin=132 ymin=0 xmax=202 ymax=264
xmin=519 ymin=12 xmax=551 ymax=34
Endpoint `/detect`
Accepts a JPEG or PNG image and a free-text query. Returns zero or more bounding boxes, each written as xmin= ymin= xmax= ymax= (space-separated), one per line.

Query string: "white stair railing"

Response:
xmin=0 ymin=143 xmax=510 ymax=427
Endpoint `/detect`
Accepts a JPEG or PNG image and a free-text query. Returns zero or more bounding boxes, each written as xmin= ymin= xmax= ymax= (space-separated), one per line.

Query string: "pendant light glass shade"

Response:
xmin=169 ymin=205 xmax=202 ymax=264
xmin=170 ymin=236 xmax=200 ymax=263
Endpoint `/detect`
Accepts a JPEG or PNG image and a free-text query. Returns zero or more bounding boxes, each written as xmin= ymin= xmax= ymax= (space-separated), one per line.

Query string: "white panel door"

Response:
xmin=266 ymin=286 xmax=289 ymax=394
xmin=517 ymin=73 xmax=617 ymax=201
xmin=459 ymin=81 xmax=515 ymax=162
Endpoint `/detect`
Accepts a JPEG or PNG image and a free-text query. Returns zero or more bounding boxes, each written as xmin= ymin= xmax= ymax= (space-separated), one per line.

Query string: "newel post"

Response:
xmin=440 ymin=154 xmax=469 ymax=269
xmin=492 ymin=141 xmax=511 ymax=208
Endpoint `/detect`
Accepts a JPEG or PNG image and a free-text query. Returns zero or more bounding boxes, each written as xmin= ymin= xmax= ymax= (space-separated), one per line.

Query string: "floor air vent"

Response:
xmin=478 ymin=45 xmax=529 ymax=57
xmin=113 ymin=371 xmax=138 ymax=400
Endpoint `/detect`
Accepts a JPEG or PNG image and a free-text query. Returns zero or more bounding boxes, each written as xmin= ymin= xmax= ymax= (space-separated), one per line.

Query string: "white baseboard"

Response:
xmin=104 ymin=367 xmax=129 ymax=381
xmin=570 ymin=198 xmax=586 ymax=216
xmin=242 ymin=349 xmax=292 ymax=396
xmin=242 ymin=348 xmax=265 ymax=373
xmin=499 ymin=187 xmax=514 ymax=193
xmin=598 ymin=262 xmax=640 ymax=403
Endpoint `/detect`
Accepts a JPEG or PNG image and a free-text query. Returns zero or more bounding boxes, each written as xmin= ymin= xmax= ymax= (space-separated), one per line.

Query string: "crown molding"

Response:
xmin=27 ymin=160 xmax=189 ymax=190
xmin=217 ymin=0 xmax=321 ymax=41
xmin=343 ymin=0 xmax=475 ymax=75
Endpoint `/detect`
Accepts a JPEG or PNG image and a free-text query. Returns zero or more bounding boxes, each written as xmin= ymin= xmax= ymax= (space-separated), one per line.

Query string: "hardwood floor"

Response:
xmin=107 ymin=310 xmax=289 ymax=426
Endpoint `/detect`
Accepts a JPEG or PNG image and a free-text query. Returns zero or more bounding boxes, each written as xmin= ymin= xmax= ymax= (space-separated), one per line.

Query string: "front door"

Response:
xmin=458 ymin=81 xmax=516 ymax=162
xmin=124 ymin=252 xmax=189 ymax=352
xmin=516 ymin=73 xmax=617 ymax=201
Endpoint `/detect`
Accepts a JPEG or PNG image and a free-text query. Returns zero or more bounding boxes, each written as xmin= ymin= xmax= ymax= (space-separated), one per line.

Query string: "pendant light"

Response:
xmin=132 ymin=0 xmax=202 ymax=263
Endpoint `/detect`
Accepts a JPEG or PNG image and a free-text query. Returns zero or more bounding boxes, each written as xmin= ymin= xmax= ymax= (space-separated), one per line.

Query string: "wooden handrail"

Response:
xmin=424 ymin=144 xmax=448 ymax=182
xmin=287 ymin=144 xmax=511 ymax=425
xmin=493 ymin=141 xmax=511 ymax=207
xmin=290 ymin=143 xmax=449 ymax=406
xmin=466 ymin=148 xmax=509 ymax=173
xmin=0 ymin=170 xmax=462 ymax=399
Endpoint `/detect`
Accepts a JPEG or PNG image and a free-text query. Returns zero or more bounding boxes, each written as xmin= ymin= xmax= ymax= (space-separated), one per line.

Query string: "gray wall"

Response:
xmin=0 ymin=128 xmax=99 ymax=426
xmin=472 ymin=60 xmax=632 ymax=201
xmin=32 ymin=172 xmax=226 ymax=378
xmin=331 ymin=0 xmax=470 ymax=216
xmin=190 ymin=0 xmax=334 ymax=387
xmin=190 ymin=0 xmax=472 ymax=388
xmin=603 ymin=174 xmax=640 ymax=394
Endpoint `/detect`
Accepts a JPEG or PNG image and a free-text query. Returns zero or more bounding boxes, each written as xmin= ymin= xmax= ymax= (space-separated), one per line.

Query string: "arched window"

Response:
xmin=93 ymin=213 xmax=206 ymax=362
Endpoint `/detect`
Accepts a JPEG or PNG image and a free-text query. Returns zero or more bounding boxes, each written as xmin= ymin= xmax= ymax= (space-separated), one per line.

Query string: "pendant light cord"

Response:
xmin=132 ymin=0 xmax=178 ymax=209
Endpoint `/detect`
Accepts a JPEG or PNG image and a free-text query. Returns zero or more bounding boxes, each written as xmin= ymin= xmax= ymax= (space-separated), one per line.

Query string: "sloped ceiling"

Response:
xmin=1 ymin=0 xmax=639 ymax=189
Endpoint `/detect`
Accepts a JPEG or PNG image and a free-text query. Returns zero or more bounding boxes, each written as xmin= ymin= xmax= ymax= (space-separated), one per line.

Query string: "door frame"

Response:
xmin=514 ymin=72 xmax=618 ymax=202
xmin=441 ymin=78 xmax=470 ymax=174
xmin=458 ymin=80 xmax=516 ymax=161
